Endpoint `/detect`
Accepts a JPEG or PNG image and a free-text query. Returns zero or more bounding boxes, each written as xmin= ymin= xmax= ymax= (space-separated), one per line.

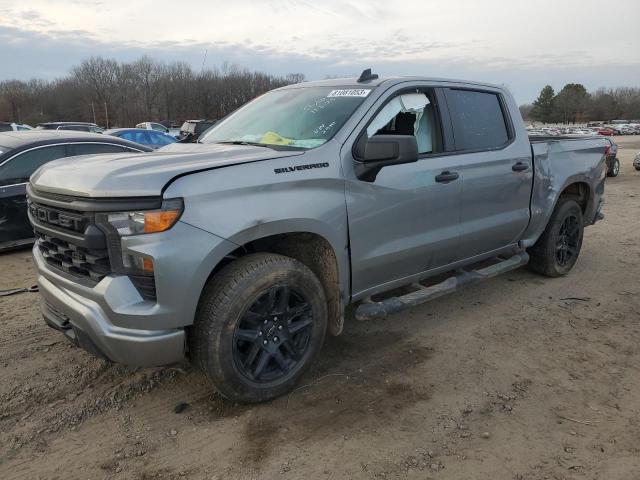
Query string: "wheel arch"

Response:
xmin=522 ymin=176 xmax=595 ymax=248
xmin=556 ymin=180 xmax=592 ymax=216
xmin=198 ymin=223 xmax=349 ymax=336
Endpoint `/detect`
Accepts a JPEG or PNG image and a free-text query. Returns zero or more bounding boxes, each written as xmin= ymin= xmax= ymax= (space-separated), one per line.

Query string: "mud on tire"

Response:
xmin=528 ymin=198 xmax=584 ymax=278
xmin=189 ymin=253 xmax=327 ymax=403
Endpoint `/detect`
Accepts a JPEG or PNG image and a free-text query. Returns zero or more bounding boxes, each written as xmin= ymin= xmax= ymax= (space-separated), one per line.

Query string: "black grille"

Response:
xmin=29 ymin=195 xmax=157 ymax=301
xmin=130 ymin=275 xmax=157 ymax=301
xmin=36 ymin=231 xmax=110 ymax=282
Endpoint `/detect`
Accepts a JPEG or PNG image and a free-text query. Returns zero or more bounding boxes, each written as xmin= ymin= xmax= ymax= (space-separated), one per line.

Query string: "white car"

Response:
xmin=0 ymin=122 xmax=33 ymax=132
xmin=136 ymin=122 xmax=180 ymax=138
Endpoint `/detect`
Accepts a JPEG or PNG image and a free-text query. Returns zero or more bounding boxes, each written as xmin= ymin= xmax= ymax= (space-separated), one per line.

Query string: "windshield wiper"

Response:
xmin=215 ymin=140 xmax=277 ymax=150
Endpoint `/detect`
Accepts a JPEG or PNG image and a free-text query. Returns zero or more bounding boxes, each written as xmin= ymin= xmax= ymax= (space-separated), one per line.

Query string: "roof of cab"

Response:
xmin=278 ymin=75 xmax=502 ymax=91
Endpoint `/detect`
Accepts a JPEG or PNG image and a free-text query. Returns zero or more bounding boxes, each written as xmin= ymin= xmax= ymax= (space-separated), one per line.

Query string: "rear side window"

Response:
xmin=0 ymin=145 xmax=67 ymax=186
xmin=445 ymin=89 xmax=510 ymax=151
xmin=69 ymin=143 xmax=128 ymax=156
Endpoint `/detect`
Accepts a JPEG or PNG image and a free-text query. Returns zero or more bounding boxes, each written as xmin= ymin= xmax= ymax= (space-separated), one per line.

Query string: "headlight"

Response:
xmin=107 ymin=198 xmax=183 ymax=236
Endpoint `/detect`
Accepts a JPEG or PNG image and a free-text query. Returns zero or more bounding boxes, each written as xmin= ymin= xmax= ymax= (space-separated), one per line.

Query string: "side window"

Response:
xmin=69 ymin=143 xmax=127 ymax=156
xmin=366 ymin=91 xmax=440 ymax=155
xmin=58 ymin=125 xmax=90 ymax=132
xmin=0 ymin=145 xmax=67 ymax=186
xmin=151 ymin=123 xmax=166 ymax=132
xmin=445 ymin=89 xmax=510 ymax=151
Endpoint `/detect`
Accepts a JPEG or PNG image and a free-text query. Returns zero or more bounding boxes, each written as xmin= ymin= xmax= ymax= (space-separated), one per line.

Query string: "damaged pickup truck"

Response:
xmin=28 ymin=70 xmax=607 ymax=402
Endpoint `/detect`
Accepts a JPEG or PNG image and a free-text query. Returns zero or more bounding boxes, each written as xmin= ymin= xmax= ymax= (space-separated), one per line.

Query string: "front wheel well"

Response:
xmin=206 ymin=232 xmax=343 ymax=336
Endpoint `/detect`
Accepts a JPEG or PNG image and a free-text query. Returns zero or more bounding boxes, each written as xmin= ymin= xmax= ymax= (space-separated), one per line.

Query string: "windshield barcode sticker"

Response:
xmin=327 ymin=89 xmax=371 ymax=98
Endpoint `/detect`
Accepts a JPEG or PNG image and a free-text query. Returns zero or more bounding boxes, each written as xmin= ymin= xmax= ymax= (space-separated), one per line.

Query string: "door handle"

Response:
xmin=435 ymin=171 xmax=459 ymax=183
xmin=512 ymin=162 xmax=529 ymax=172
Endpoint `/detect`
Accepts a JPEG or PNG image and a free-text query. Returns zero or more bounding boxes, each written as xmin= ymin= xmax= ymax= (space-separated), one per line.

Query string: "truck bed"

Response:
xmin=520 ymin=135 xmax=607 ymax=248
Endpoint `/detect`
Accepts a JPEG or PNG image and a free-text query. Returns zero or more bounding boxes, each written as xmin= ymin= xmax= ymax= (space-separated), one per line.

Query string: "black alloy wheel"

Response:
xmin=555 ymin=214 xmax=580 ymax=267
xmin=233 ymin=285 xmax=313 ymax=383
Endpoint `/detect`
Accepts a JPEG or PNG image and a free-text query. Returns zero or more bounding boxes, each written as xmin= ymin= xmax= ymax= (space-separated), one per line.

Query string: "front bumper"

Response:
xmin=39 ymin=273 xmax=185 ymax=366
xmin=33 ymin=220 xmax=238 ymax=366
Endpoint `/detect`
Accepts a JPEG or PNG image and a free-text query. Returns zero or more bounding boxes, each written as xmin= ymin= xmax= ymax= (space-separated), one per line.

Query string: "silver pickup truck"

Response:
xmin=28 ymin=71 xmax=606 ymax=402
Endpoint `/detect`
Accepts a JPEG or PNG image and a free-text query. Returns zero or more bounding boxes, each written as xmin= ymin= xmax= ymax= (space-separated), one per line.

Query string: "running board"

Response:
xmin=355 ymin=252 xmax=529 ymax=321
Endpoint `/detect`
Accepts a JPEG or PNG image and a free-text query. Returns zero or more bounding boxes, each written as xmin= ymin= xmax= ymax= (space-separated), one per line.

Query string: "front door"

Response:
xmin=0 ymin=183 xmax=30 ymax=246
xmin=344 ymin=86 xmax=464 ymax=297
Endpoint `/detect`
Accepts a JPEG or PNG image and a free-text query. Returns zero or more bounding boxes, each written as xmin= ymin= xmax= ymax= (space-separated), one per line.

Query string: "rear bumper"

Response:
xmin=38 ymin=273 xmax=185 ymax=366
xmin=593 ymin=197 xmax=605 ymax=222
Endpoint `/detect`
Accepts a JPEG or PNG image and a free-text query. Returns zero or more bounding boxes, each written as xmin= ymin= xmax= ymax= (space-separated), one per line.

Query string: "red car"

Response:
xmin=597 ymin=128 xmax=615 ymax=136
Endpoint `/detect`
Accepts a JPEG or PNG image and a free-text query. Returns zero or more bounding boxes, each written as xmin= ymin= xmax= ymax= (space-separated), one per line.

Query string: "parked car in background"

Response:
xmin=136 ymin=122 xmax=170 ymax=133
xmin=0 ymin=131 xmax=152 ymax=251
xmin=0 ymin=122 xmax=33 ymax=132
xmin=106 ymin=128 xmax=177 ymax=149
xmin=36 ymin=122 xmax=104 ymax=133
xmin=597 ymin=128 xmax=615 ymax=136
xmin=178 ymin=119 xmax=216 ymax=143
xmin=603 ymin=138 xmax=620 ymax=177
xmin=634 ymin=152 xmax=640 ymax=171
xmin=136 ymin=121 xmax=181 ymax=138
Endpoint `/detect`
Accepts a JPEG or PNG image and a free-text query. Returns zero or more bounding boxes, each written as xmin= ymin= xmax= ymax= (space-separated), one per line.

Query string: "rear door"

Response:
xmin=0 ymin=144 xmax=67 ymax=245
xmin=442 ymin=88 xmax=532 ymax=259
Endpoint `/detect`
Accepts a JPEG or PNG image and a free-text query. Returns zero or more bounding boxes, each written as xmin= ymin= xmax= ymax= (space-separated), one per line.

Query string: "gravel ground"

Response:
xmin=1 ymin=136 xmax=639 ymax=480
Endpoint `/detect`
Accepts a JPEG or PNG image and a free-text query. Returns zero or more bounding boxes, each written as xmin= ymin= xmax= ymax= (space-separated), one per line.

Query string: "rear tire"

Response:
xmin=189 ymin=253 xmax=327 ymax=403
xmin=528 ymin=198 xmax=584 ymax=277
xmin=607 ymin=158 xmax=620 ymax=177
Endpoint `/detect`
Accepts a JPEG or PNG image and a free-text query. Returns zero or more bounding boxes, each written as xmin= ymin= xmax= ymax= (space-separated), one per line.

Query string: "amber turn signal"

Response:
xmin=143 ymin=209 xmax=181 ymax=234
xmin=142 ymin=257 xmax=155 ymax=272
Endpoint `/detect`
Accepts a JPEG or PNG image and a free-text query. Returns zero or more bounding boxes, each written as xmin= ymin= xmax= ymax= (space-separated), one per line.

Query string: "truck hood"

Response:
xmin=30 ymin=143 xmax=304 ymax=198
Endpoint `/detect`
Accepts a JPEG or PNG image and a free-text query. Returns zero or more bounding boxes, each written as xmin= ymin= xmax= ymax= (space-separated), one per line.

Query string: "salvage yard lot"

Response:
xmin=1 ymin=137 xmax=640 ymax=480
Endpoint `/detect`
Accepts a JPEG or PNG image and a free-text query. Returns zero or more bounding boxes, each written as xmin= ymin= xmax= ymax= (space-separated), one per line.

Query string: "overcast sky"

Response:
xmin=0 ymin=0 xmax=638 ymax=103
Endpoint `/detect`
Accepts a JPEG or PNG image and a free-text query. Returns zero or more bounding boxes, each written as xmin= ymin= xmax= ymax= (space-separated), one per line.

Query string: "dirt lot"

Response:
xmin=1 ymin=137 xmax=639 ymax=480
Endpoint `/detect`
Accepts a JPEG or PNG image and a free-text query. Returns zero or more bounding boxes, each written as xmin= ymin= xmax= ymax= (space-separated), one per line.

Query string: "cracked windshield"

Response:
xmin=200 ymin=87 xmax=372 ymax=149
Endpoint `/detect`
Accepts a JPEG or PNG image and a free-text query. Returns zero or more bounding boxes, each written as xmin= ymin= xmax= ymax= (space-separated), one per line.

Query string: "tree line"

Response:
xmin=520 ymin=84 xmax=640 ymax=123
xmin=0 ymin=56 xmax=305 ymax=127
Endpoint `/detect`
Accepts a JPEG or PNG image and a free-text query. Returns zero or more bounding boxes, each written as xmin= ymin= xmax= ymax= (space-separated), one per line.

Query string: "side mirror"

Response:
xmin=355 ymin=134 xmax=419 ymax=181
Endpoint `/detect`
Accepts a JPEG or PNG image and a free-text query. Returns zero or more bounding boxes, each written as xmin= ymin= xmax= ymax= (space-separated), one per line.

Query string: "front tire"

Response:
xmin=607 ymin=158 xmax=620 ymax=177
xmin=190 ymin=253 xmax=327 ymax=403
xmin=528 ymin=199 xmax=584 ymax=277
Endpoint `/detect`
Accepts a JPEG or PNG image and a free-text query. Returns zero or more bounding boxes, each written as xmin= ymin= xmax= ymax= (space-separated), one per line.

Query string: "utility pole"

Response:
xmin=104 ymin=102 xmax=109 ymax=129
xmin=90 ymin=102 xmax=96 ymax=124
xmin=201 ymin=49 xmax=208 ymax=74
